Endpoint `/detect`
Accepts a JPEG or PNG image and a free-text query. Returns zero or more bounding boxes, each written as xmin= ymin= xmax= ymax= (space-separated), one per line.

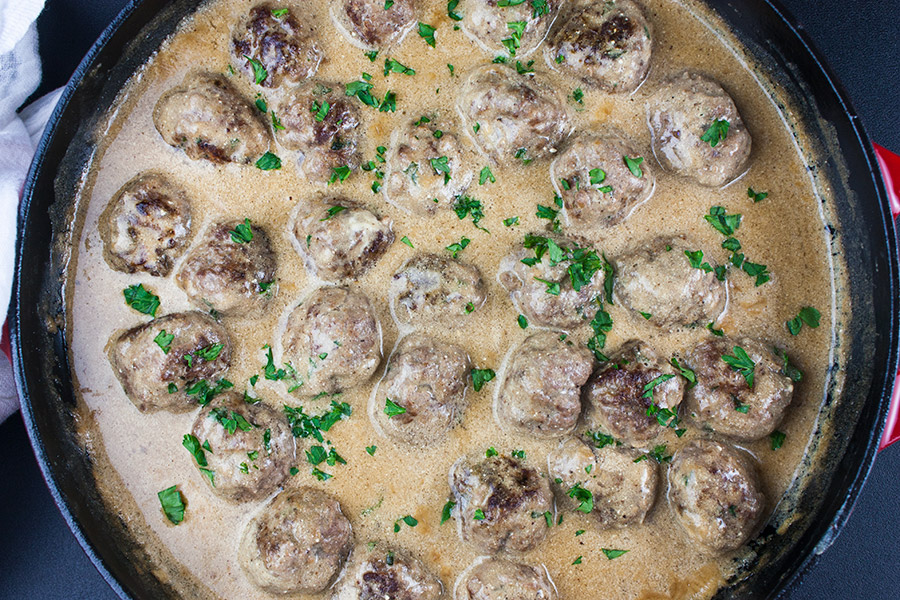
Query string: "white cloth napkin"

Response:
xmin=0 ymin=0 xmax=54 ymax=423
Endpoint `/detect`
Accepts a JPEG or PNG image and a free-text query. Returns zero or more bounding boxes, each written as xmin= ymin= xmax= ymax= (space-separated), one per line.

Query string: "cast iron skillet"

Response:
xmin=10 ymin=0 xmax=900 ymax=598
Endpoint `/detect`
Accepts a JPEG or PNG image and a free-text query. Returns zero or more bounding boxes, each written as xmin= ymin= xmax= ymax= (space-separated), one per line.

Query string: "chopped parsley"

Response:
xmin=521 ymin=234 xmax=603 ymax=292
xmin=229 ymin=218 xmax=254 ymax=243
xmin=700 ymin=118 xmax=730 ymax=147
xmin=321 ymin=205 xmax=347 ymax=221
xmin=255 ymin=95 xmax=268 ymax=113
xmin=329 ymin=165 xmax=352 ymax=185
xmin=430 ymin=156 xmax=452 ymax=184
xmin=157 ymin=486 xmax=186 ymax=525
xmin=774 ymin=347 xmax=803 ymax=382
xmin=587 ymin=305 xmax=613 ymax=362
xmin=445 ymin=237 xmax=471 ymax=258
xmin=624 ymin=155 xmax=644 ymax=178
xmin=384 ymin=398 xmax=407 ymax=417
xmin=704 ymin=206 xmax=742 ymax=236
xmin=670 ymin=357 xmax=697 ymax=388
xmin=722 ymin=346 xmax=756 ymax=387
xmin=485 ymin=446 xmax=499 ymax=458
xmin=517 ymin=314 xmax=528 ymax=329
xmin=311 ymin=99 xmax=330 ymax=121
xmin=642 ymin=374 xmax=675 ymax=399
xmin=312 ymin=467 xmax=332 ymax=481
xmin=685 ymin=249 xmax=714 ymax=273
xmin=742 ymin=260 xmax=771 ymax=286
xmin=516 ymin=60 xmax=535 ymax=75
xmin=511 ymin=449 xmax=526 ymax=459
xmin=453 ymin=195 xmax=488 ymax=231
xmin=271 ymin=8 xmax=289 ymax=18
xmin=394 ymin=515 xmax=418 ymax=532
xmin=366 ymin=445 xmax=377 ymax=456
xmin=401 ymin=236 xmax=414 ymax=248
xmin=770 ymin=430 xmax=787 ymax=450
xmin=418 ymin=22 xmax=437 ymax=47
xmin=568 ymin=484 xmax=593 ymax=514
xmin=707 ymin=322 xmax=725 ymax=337
xmin=384 ymin=58 xmax=416 ymax=77
xmin=471 ymin=368 xmax=496 ymax=392
xmin=447 ymin=0 xmax=463 ymax=20
xmin=479 ymin=166 xmax=496 ymax=185
xmin=379 ymin=90 xmax=397 ymax=112
xmin=365 ymin=49 xmax=379 ymax=62
xmin=123 ymin=284 xmax=160 ymax=316
xmin=503 ymin=216 xmax=519 ymax=227
xmin=586 ymin=430 xmax=619 ymax=449
xmin=572 ymin=87 xmax=584 ymax=104
xmin=502 ymin=21 xmax=526 ymax=56
xmin=284 ymin=400 xmax=352 ymax=441
xmin=185 ymin=379 xmax=233 ymax=406
xmin=242 ymin=55 xmax=267 ymax=85
xmin=786 ymin=306 xmax=821 ymax=335
xmin=154 ymin=330 xmax=174 ymax=353
xmin=639 ymin=311 xmax=652 ymax=320
xmin=473 ymin=508 xmax=486 ymax=521
xmin=255 ymin=152 xmax=281 ymax=170
xmin=182 ymin=434 xmax=208 ymax=467
xmin=748 ymin=187 xmax=769 ymax=202
xmin=602 ymin=549 xmax=629 ymax=560
xmin=441 ymin=499 xmax=456 ymax=524
xmin=210 ymin=407 xmax=255 ymax=435
xmin=534 ymin=277 xmax=560 ymax=295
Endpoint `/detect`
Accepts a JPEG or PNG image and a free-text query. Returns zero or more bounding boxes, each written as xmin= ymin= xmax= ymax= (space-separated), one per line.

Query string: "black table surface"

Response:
xmin=3 ymin=0 xmax=899 ymax=598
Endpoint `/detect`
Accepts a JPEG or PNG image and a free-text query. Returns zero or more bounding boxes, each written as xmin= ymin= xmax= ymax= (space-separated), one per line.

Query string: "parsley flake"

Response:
xmin=123 ymin=284 xmax=160 ymax=316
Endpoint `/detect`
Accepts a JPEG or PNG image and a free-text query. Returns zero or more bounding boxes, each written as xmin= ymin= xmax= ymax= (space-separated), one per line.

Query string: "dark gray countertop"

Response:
xmin=3 ymin=0 xmax=898 ymax=598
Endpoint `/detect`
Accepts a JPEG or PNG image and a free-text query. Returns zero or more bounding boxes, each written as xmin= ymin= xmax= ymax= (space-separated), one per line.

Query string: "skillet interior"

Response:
xmin=11 ymin=0 xmax=899 ymax=598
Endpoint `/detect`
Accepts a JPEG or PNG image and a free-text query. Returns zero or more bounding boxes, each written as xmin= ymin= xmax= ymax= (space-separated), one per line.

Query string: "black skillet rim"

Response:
xmin=10 ymin=0 xmax=900 ymax=598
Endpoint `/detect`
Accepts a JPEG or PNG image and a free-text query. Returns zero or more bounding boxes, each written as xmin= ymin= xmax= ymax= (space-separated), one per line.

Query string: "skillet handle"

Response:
xmin=875 ymin=143 xmax=900 ymax=450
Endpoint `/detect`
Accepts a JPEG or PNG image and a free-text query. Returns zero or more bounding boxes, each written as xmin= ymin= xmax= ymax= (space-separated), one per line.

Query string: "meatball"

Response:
xmin=550 ymin=133 xmax=655 ymax=234
xmin=231 ymin=4 xmax=323 ymax=88
xmin=276 ymin=82 xmax=362 ymax=183
xmin=497 ymin=234 xmax=604 ymax=329
xmin=582 ymin=340 xmax=685 ymax=445
xmin=331 ymin=0 xmax=416 ymax=50
xmin=110 ymin=311 xmax=231 ymax=413
xmin=153 ymin=72 xmax=271 ymax=165
xmin=546 ymin=0 xmax=652 ymax=93
xmin=667 ymin=439 xmax=766 ymax=553
xmin=685 ymin=337 xmax=794 ymax=441
xmin=547 ymin=437 xmax=657 ymax=528
xmin=384 ymin=119 xmax=471 ymax=215
xmin=333 ymin=546 xmax=443 ymax=600
xmin=495 ymin=331 xmax=593 ymax=438
xmin=371 ymin=334 xmax=470 ymax=446
xmin=390 ymin=254 xmax=487 ymax=329
xmin=281 ymin=287 xmax=382 ymax=397
xmin=449 ymin=453 xmax=553 ymax=554
xmin=191 ymin=391 xmax=295 ymax=502
xmin=455 ymin=558 xmax=555 ymax=600
xmin=176 ymin=219 xmax=277 ymax=317
xmin=98 ymin=173 xmax=192 ymax=277
xmin=615 ymin=236 xmax=726 ymax=328
xmin=239 ymin=487 xmax=353 ymax=594
xmin=457 ymin=65 xmax=571 ymax=165
xmin=648 ymin=71 xmax=752 ymax=187
xmin=292 ymin=197 xmax=393 ymax=282
xmin=460 ymin=0 xmax=561 ymax=58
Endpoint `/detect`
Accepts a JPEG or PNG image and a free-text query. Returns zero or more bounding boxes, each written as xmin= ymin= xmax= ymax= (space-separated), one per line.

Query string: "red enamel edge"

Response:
xmin=875 ymin=143 xmax=900 ymax=450
xmin=1 ymin=321 xmax=10 ymax=363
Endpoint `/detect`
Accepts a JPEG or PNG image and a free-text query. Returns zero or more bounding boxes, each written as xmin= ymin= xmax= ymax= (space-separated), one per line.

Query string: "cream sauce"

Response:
xmin=68 ymin=0 xmax=840 ymax=598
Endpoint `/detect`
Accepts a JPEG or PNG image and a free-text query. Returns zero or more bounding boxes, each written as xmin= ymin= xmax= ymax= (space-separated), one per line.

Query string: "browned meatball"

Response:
xmin=109 ymin=311 xmax=231 ymax=413
xmin=546 ymin=0 xmax=652 ymax=93
xmin=668 ymin=439 xmax=766 ymax=553
xmin=98 ymin=173 xmax=192 ymax=277
xmin=176 ymin=219 xmax=277 ymax=317
xmin=231 ymin=4 xmax=323 ymax=88
xmin=495 ymin=331 xmax=593 ymax=438
xmin=497 ymin=234 xmax=604 ymax=329
xmin=648 ymin=71 xmax=752 ymax=187
xmin=548 ymin=437 xmax=658 ymax=528
xmin=331 ymin=0 xmax=417 ymax=50
xmin=460 ymin=0 xmax=561 ymax=58
xmin=332 ymin=546 xmax=443 ymax=600
xmin=455 ymin=558 xmax=555 ymax=600
xmin=550 ymin=133 xmax=655 ymax=234
xmin=449 ymin=453 xmax=553 ymax=554
xmin=292 ymin=197 xmax=393 ymax=282
xmin=281 ymin=287 xmax=382 ymax=397
xmin=276 ymin=81 xmax=361 ymax=183
xmin=153 ymin=72 xmax=271 ymax=164
xmin=685 ymin=337 xmax=794 ymax=441
xmin=390 ymin=254 xmax=487 ymax=329
xmin=457 ymin=65 xmax=571 ymax=165
xmin=615 ymin=236 xmax=726 ymax=328
xmin=239 ymin=487 xmax=353 ymax=594
xmin=582 ymin=340 xmax=685 ymax=445
xmin=384 ymin=119 xmax=471 ymax=215
xmin=372 ymin=334 xmax=470 ymax=446
xmin=190 ymin=391 xmax=295 ymax=502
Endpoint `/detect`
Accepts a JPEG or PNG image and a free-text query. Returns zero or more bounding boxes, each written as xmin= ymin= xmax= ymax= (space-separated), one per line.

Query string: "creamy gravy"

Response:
xmin=67 ymin=0 xmax=840 ymax=598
